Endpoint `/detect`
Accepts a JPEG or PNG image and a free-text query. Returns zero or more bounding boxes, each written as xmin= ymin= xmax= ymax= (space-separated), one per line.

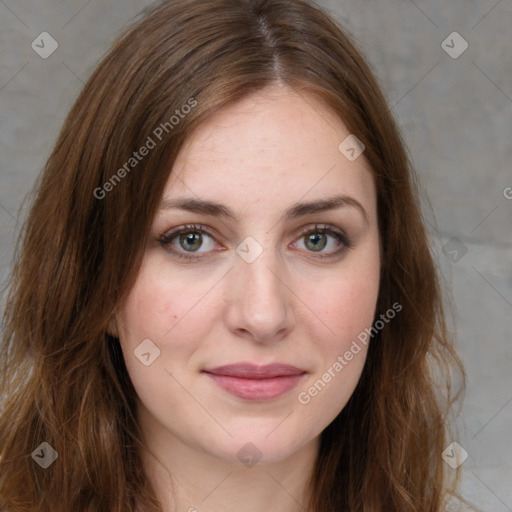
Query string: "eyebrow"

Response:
xmin=159 ymin=194 xmax=368 ymax=224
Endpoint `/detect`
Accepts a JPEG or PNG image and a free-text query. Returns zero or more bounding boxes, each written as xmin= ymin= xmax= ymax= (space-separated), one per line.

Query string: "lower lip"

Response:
xmin=204 ymin=373 xmax=306 ymax=401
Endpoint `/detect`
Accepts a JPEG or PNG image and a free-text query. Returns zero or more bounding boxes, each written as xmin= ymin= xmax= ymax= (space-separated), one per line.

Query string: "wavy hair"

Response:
xmin=0 ymin=0 xmax=477 ymax=510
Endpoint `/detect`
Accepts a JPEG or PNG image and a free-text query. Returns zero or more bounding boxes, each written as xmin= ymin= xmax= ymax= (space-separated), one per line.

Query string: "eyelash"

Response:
xmin=157 ymin=223 xmax=354 ymax=262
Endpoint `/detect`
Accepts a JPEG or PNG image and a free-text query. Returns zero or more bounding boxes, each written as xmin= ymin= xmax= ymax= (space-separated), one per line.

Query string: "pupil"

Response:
xmin=307 ymin=233 xmax=326 ymax=251
xmin=181 ymin=232 xmax=201 ymax=251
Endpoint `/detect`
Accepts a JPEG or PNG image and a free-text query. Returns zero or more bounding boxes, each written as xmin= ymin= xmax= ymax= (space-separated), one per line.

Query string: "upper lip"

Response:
xmin=203 ymin=363 xmax=306 ymax=379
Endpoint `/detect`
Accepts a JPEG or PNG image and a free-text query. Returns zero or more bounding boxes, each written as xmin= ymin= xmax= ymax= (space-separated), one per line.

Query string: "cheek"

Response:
xmin=118 ymin=255 xmax=195 ymax=346
xmin=296 ymin=273 xmax=379 ymax=428
xmin=115 ymin=263 xmax=196 ymax=407
xmin=116 ymin=254 xmax=216 ymax=381
xmin=307 ymin=249 xmax=380 ymax=408
xmin=316 ymin=260 xmax=380 ymax=349
xmin=118 ymin=282 xmax=173 ymax=345
xmin=335 ymin=282 xmax=379 ymax=338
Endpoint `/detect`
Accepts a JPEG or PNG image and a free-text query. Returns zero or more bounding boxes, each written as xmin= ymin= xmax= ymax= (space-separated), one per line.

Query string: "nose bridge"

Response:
xmin=226 ymin=235 xmax=292 ymax=340
xmin=240 ymin=244 xmax=281 ymax=298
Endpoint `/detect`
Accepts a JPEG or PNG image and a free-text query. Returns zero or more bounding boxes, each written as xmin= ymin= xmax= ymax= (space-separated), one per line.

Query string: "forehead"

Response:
xmin=164 ymin=85 xmax=376 ymax=218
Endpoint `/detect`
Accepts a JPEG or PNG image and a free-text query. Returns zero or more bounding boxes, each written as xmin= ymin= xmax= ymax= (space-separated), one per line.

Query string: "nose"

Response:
xmin=223 ymin=242 xmax=294 ymax=343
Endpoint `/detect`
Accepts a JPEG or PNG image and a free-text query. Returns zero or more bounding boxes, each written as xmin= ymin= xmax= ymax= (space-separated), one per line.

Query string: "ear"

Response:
xmin=107 ymin=313 xmax=119 ymax=338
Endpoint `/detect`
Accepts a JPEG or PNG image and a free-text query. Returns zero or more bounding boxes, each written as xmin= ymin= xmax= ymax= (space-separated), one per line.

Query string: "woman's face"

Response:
xmin=115 ymin=84 xmax=380 ymax=465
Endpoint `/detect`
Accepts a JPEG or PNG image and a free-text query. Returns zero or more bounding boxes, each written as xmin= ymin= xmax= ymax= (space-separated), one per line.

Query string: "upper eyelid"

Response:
xmin=160 ymin=223 xmax=344 ymax=240
xmin=159 ymin=223 xmax=348 ymax=250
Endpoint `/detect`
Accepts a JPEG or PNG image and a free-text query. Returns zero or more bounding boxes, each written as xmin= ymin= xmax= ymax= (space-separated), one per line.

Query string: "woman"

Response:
xmin=0 ymin=0 xmax=477 ymax=510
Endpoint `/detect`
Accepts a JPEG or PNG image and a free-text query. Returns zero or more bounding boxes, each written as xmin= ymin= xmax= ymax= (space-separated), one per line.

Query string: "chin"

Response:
xmin=199 ymin=428 xmax=315 ymax=467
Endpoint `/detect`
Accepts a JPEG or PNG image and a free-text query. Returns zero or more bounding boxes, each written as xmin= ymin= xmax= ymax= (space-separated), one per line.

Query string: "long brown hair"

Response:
xmin=0 ymin=0 xmax=478 ymax=510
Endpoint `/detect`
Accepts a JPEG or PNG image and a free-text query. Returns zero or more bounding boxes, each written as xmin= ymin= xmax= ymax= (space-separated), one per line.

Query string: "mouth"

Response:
xmin=202 ymin=363 xmax=307 ymax=401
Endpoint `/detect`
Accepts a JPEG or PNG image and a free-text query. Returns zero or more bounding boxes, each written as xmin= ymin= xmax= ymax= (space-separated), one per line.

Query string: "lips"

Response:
xmin=204 ymin=363 xmax=306 ymax=378
xmin=202 ymin=363 xmax=307 ymax=401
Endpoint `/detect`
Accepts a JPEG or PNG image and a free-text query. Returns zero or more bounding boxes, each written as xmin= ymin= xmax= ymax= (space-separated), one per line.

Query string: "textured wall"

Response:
xmin=1 ymin=0 xmax=511 ymax=510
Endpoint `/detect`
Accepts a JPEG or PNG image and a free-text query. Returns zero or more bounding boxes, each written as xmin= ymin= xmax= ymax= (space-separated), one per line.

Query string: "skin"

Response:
xmin=113 ymin=83 xmax=381 ymax=512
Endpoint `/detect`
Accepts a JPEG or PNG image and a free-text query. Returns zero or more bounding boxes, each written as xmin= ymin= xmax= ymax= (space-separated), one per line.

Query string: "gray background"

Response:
xmin=1 ymin=0 xmax=511 ymax=510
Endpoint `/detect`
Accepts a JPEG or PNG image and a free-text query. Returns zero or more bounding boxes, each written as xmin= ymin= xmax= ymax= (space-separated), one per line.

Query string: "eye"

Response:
xmin=157 ymin=223 xmax=354 ymax=262
xmin=158 ymin=224 xmax=220 ymax=261
xmin=293 ymin=224 xmax=354 ymax=259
